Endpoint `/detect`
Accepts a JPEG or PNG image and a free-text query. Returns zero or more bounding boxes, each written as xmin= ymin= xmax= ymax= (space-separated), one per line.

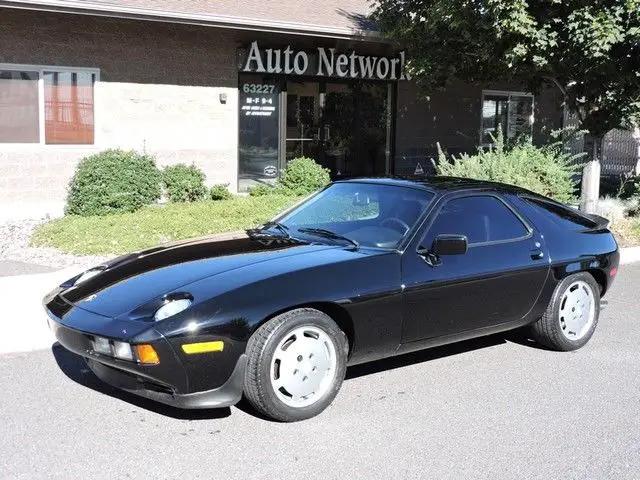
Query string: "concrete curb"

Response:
xmin=1 ymin=246 xmax=639 ymax=356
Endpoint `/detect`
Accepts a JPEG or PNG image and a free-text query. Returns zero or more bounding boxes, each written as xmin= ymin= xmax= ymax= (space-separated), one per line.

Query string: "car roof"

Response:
xmin=334 ymin=176 xmax=528 ymax=195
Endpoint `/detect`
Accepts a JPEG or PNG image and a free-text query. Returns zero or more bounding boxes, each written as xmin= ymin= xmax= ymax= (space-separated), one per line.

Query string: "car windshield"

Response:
xmin=275 ymin=182 xmax=434 ymax=249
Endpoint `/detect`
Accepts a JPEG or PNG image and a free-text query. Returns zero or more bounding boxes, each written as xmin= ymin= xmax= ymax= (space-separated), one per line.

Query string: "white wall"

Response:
xmin=0 ymin=81 xmax=239 ymax=220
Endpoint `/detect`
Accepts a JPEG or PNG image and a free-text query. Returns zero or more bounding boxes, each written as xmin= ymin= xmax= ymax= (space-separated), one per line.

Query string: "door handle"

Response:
xmin=530 ymin=250 xmax=544 ymax=260
xmin=530 ymin=241 xmax=544 ymax=260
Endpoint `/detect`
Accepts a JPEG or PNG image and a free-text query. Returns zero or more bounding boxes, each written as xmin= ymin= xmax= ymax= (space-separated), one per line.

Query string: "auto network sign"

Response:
xmin=239 ymin=41 xmax=411 ymax=81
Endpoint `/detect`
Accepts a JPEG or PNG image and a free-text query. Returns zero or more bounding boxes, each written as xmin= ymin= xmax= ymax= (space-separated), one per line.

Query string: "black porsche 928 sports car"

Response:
xmin=44 ymin=177 xmax=619 ymax=422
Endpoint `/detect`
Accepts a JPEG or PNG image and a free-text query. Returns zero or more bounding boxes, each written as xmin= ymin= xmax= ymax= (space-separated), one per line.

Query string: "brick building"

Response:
xmin=0 ymin=0 xmax=637 ymax=218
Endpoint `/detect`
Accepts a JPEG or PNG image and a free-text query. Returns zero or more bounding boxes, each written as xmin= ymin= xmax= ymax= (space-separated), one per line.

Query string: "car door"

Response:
xmin=400 ymin=192 xmax=550 ymax=344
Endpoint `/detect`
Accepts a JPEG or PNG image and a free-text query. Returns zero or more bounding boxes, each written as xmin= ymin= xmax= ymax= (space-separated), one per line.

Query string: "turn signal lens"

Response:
xmin=135 ymin=344 xmax=160 ymax=365
xmin=609 ymin=267 xmax=618 ymax=277
xmin=181 ymin=341 xmax=224 ymax=354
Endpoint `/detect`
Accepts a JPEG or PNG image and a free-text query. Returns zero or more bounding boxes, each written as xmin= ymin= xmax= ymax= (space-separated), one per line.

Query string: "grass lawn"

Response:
xmin=32 ymin=193 xmax=640 ymax=256
xmin=32 ymin=195 xmax=302 ymax=255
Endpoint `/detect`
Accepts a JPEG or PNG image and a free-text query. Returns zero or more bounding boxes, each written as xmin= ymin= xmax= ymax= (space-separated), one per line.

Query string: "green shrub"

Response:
xmin=624 ymin=176 xmax=640 ymax=216
xmin=617 ymin=174 xmax=640 ymax=200
xmin=210 ymin=183 xmax=232 ymax=201
xmin=66 ymin=149 xmax=161 ymax=216
xmin=279 ymin=157 xmax=331 ymax=195
xmin=163 ymin=164 xmax=207 ymax=202
xmin=248 ymin=183 xmax=278 ymax=197
xmin=436 ymin=132 xmax=580 ymax=204
xmin=247 ymin=158 xmax=330 ymax=196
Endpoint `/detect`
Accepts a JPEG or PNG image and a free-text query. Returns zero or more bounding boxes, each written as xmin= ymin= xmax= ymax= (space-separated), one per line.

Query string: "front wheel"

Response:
xmin=243 ymin=308 xmax=349 ymax=422
xmin=531 ymin=272 xmax=601 ymax=351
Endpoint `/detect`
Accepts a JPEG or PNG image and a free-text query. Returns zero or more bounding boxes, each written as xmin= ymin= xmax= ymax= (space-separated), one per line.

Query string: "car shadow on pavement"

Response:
xmin=51 ymin=343 xmax=231 ymax=420
xmin=345 ymin=327 xmax=556 ymax=380
xmin=52 ymin=329 xmax=546 ymax=421
xmin=345 ymin=334 xmax=508 ymax=380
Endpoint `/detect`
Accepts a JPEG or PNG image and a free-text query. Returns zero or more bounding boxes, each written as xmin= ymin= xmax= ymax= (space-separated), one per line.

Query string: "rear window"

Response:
xmin=522 ymin=197 xmax=597 ymax=230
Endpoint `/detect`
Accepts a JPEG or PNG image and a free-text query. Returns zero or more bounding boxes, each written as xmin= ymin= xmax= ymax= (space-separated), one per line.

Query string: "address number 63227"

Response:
xmin=242 ymin=83 xmax=277 ymax=94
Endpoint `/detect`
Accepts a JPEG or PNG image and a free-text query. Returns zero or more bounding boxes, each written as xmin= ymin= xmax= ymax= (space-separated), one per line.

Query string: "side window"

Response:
xmin=427 ymin=196 xmax=529 ymax=245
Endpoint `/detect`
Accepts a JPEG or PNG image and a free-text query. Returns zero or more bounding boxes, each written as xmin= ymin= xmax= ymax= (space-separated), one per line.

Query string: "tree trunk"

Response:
xmin=579 ymin=134 xmax=603 ymax=213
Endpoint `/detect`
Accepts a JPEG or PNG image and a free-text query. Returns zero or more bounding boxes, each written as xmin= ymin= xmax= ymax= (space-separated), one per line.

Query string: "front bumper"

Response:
xmin=86 ymin=354 xmax=246 ymax=409
xmin=47 ymin=310 xmax=246 ymax=409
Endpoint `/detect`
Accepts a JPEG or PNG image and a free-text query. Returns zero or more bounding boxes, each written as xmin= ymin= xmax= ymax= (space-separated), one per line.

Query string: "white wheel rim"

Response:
xmin=270 ymin=325 xmax=337 ymax=408
xmin=559 ymin=280 xmax=596 ymax=341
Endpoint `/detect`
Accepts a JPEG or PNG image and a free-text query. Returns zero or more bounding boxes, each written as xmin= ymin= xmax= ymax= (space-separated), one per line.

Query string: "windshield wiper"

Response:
xmin=261 ymin=221 xmax=291 ymax=239
xmin=297 ymin=227 xmax=359 ymax=250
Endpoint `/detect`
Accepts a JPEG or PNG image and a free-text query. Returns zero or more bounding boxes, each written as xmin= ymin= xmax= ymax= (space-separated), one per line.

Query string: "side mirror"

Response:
xmin=432 ymin=234 xmax=468 ymax=256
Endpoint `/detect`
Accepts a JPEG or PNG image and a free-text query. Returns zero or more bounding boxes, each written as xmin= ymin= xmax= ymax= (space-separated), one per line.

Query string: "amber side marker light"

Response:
xmin=181 ymin=341 xmax=225 ymax=354
xmin=135 ymin=344 xmax=160 ymax=365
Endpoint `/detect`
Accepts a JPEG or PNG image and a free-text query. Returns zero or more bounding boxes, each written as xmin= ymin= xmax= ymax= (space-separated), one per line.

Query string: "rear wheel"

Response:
xmin=531 ymin=272 xmax=600 ymax=351
xmin=244 ymin=308 xmax=348 ymax=422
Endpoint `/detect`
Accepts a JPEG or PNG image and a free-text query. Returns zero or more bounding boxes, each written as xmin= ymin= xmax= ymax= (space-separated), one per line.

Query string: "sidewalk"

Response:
xmin=1 ymin=247 xmax=640 ymax=356
xmin=0 ymin=266 xmax=81 ymax=355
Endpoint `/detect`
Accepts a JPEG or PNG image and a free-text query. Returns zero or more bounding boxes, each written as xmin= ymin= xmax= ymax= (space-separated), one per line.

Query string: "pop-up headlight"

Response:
xmin=74 ymin=266 xmax=107 ymax=285
xmin=154 ymin=298 xmax=192 ymax=322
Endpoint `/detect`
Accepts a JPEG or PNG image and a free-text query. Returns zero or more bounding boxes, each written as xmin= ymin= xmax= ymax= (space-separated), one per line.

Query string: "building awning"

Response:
xmin=0 ymin=0 xmax=382 ymax=41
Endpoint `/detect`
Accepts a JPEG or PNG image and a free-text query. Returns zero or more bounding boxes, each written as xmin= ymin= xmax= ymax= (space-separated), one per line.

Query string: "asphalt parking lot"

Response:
xmin=1 ymin=263 xmax=639 ymax=480
xmin=0 ymin=260 xmax=54 ymax=277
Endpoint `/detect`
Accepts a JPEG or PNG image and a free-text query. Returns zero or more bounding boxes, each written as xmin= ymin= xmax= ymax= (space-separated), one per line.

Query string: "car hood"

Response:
xmin=60 ymin=234 xmax=338 ymax=318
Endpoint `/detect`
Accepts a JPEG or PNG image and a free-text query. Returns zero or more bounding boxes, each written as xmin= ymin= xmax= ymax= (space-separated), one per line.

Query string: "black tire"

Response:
xmin=531 ymin=272 xmax=601 ymax=351
xmin=243 ymin=308 xmax=349 ymax=422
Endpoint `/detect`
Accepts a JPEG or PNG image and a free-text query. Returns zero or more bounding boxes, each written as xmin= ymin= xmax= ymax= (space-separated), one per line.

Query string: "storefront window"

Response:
xmin=481 ymin=91 xmax=533 ymax=146
xmin=285 ymin=80 xmax=388 ymax=178
xmin=0 ymin=70 xmax=39 ymax=143
xmin=0 ymin=65 xmax=97 ymax=145
xmin=238 ymin=77 xmax=280 ymax=192
xmin=285 ymin=82 xmax=320 ymax=161
xmin=322 ymin=82 xmax=388 ymax=177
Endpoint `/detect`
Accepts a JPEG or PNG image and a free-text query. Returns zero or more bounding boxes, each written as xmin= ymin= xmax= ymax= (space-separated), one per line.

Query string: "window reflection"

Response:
xmin=481 ymin=92 xmax=533 ymax=146
xmin=238 ymin=76 xmax=280 ymax=192
xmin=44 ymin=71 xmax=95 ymax=145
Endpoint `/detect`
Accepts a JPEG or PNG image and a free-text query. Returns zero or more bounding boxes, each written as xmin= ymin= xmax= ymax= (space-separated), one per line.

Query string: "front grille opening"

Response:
xmin=138 ymin=378 xmax=174 ymax=396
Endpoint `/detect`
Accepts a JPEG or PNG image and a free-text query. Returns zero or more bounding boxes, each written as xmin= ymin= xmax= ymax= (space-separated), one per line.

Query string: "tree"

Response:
xmin=373 ymin=0 xmax=640 ymax=206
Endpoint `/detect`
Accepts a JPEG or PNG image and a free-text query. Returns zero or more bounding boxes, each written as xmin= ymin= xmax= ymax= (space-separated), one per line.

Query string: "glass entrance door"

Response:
xmin=285 ymin=80 xmax=389 ymax=179
xmin=238 ymin=76 xmax=280 ymax=192
xmin=285 ymin=81 xmax=321 ymax=161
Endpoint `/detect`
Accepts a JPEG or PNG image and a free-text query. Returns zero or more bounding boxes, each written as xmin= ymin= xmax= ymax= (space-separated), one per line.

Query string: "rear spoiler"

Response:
xmin=583 ymin=212 xmax=610 ymax=229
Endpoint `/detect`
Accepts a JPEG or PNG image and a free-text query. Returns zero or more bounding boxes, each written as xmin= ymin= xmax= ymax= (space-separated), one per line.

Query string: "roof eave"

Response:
xmin=0 ymin=0 xmax=385 ymax=42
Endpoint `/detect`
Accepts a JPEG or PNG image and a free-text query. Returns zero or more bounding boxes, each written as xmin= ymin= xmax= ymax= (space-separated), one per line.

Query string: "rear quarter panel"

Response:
xmin=508 ymin=195 xmax=619 ymax=301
